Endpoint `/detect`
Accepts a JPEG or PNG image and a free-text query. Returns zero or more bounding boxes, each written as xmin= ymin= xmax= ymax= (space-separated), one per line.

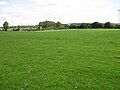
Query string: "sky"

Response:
xmin=0 ymin=0 xmax=120 ymax=26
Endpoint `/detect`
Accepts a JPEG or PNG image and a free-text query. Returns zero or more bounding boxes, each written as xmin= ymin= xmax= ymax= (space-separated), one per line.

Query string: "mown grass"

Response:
xmin=0 ymin=29 xmax=120 ymax=90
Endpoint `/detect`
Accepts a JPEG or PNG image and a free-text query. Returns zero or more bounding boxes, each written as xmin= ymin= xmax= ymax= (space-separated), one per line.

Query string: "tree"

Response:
xmin=17 ymin=25 xmax=20 ymax=31
xmin=38 ymin=22 xmax=44 ymax=30
xmin=118 ymin=25 xmax=120 ymax=29
xmin=39 ymin=21 xmax=57 ymax=30
xmin=104 ymin=22 xmax=111 ymax=28
xmin=56 ymin=21 xmax=62 ymax=29
xmin=91 ymin=22 xmax=103 ymax=28
xmin=62 ymin=24 xmax=70 ymax=29
xmin=70 ymin=23 xmax=80 ymax=29
xmin=115 ymin=24 xmax=120 ymax=29
xmin=3 ymin=21 xmax=9 ymax=31
xmin=80 ymin=23 xmax=91 ymax=29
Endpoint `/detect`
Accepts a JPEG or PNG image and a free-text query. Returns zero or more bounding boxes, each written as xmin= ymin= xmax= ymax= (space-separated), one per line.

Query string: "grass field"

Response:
xmin=0 ymin=29 xmax=120 ymax=90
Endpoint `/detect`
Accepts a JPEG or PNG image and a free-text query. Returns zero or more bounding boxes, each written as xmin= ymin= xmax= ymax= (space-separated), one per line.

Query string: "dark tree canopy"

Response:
xmin=3 ymin=21 xmax=9 ymax=31
xmin=18 ymin=25 xmax=21 ymax=31
xmin=91 ymin=22 xmax=103 ymax=28
xmin=38 ymin=21 xmax=64 ymax=30
xmin=104 ymin=22 xmax=111 ymax=28
xmin=80 ymin=23 xmax=91 ymax=28
xmin=56 ymin=22 xmax=62 ymax=29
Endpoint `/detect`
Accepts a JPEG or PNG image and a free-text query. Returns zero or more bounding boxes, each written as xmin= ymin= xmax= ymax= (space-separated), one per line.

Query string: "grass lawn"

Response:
xmin=0 ymin=29 xmax=120 ymax=90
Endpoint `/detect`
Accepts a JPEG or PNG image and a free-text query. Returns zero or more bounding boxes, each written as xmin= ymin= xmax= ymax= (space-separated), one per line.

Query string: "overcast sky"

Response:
xmin=0 ymin=0 xmax=120 ymax=26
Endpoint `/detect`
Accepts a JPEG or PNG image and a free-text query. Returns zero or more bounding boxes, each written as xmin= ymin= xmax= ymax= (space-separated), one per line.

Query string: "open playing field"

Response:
xmin=0 ymin=29 xmax=120 ymax=90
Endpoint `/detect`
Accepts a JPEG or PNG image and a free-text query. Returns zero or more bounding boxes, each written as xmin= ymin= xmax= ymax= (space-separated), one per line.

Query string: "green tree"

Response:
xmin=39 ymin=21 xmax=63 ymax=30
xmin=3 ymin=21 xmax=9 ymax=31
xmin=17 ymin=25 xmax=20 ymax=31
xmin=115 ymin=24 xmax=120 ymax=29
xmin=40 ymin=21 xmax=56 ymax=30
xmin=56 ymin=21 xmax=62 ymax=29
xmin=38 ymin=22 xmax=44 ymax=30
xmin=63 ymin=24 xmax=70 ymax=29
xmin=91 ymin=22 xmax=103 ymax=28
xmin=80 ymin=23 xmax=91 ymax=29
xmin=70 ymin=23 xmax=80 ymax=29
xmin=104 ymin=22 xmax=111 ymax=28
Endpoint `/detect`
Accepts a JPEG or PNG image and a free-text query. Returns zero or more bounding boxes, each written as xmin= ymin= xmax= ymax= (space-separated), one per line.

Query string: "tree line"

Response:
xmin=38 ymin=21 xmax=69 ymax=30
xmin=1 ymin=21 xmax=120 ymax=31
xmin=70 ymin=22 xmax=120 ymax=29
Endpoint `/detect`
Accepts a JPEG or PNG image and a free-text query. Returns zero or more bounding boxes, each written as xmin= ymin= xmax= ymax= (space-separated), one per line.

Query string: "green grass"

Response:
xmin=0 ymin=29 xmax=120 ymax=90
